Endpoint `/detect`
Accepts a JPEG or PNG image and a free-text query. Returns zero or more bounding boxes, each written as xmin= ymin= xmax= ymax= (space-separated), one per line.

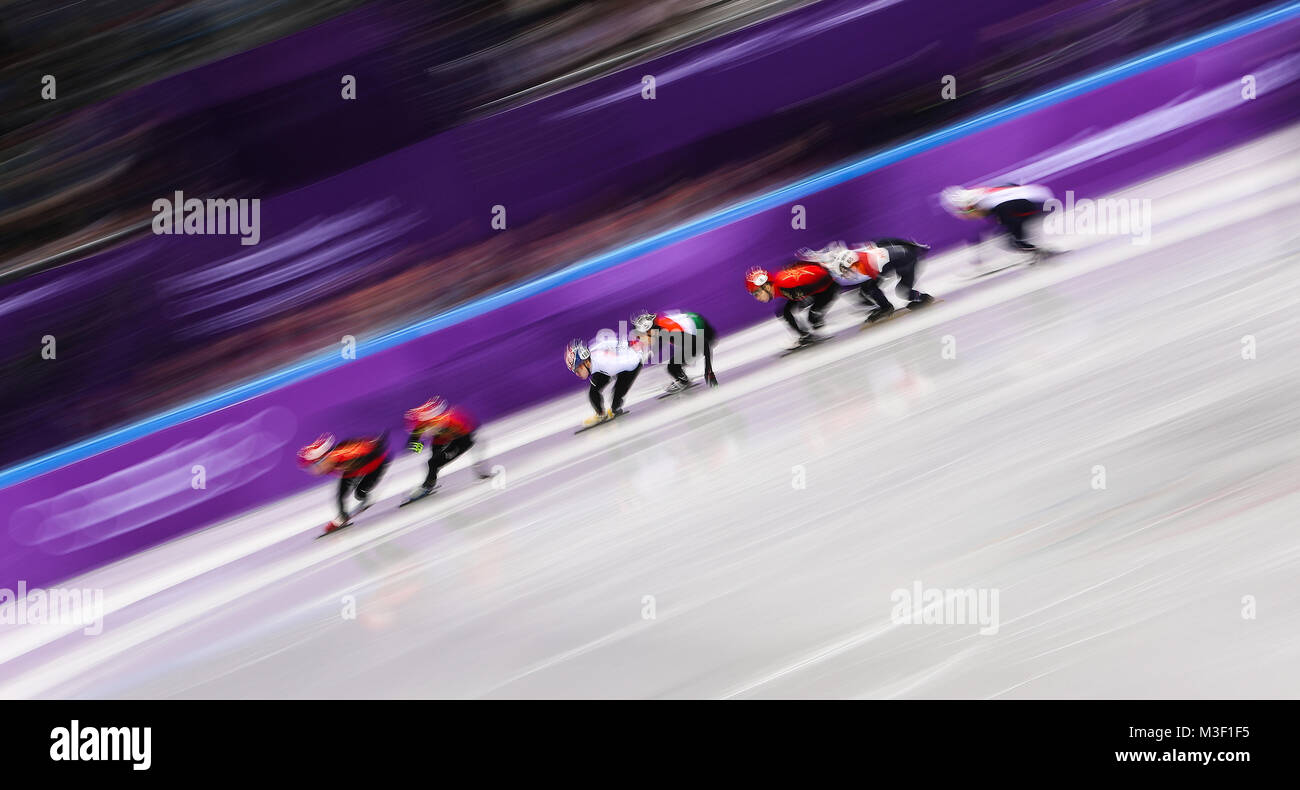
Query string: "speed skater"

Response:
xmin=402 ymin=396 xmax=491 ymax=502
xmin=941 ymin=183 xmax=1055 ymax=257
xmin=800 ymin=239 xmax=935 ymax=323
xmin=565 ymin=335 xmax=642 ymax=426
xmin=630 ymin=309 xmax=718 ymax=394
xmin=297 ymin=432 xmax=391 ymax=533
xmin=744 ymin=261 xmax=838 ymax=346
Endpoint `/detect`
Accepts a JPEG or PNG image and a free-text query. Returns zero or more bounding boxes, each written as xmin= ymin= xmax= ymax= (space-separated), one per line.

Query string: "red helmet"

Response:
xmin=744 ymin=267 xmax=771 ymax=293
xmin=404 ymin=397 xmax=448 ymax=431
xmin=297 ymin=434 xmax=336 ymax=467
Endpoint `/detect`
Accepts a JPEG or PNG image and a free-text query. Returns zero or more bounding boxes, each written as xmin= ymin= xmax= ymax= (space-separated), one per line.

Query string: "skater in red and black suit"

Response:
xmin=402 ymin=397 xmax=491 ymax=503
xmin=745 ymin=262 xmax=838 ymax=347
xmin=297 ymin=433 xmax=391 ymax=533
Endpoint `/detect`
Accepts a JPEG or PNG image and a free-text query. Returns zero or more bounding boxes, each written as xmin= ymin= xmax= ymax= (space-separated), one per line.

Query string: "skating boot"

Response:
xmin=323 ymin=516 xmax=351 ymax=534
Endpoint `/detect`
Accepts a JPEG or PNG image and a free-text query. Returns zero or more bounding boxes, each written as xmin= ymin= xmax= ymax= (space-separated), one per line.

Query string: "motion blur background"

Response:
xmin=3 ymin=0 xmax=1300 ymax=701
xmin=0 ymin=0 xmax=1279 ymax=467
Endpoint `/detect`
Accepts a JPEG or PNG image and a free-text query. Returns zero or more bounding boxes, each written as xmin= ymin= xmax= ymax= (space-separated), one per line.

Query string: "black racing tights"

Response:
xmin=662 ymin=323 xmax=717 ymax=384
xmin=420 ymin=433 xmax=476 ymax=489
xmin=781 ymin=286 xmax=837 ymax=336
xmin=993 ymin=199 xmax=1044 ymax=251
xmin=856 ymin=241 xmax=931 ymax=308
xmin=589 ymin=366 xmax=641 ymax=414
xmin=336 ymin=457 xmax=390 ymax=521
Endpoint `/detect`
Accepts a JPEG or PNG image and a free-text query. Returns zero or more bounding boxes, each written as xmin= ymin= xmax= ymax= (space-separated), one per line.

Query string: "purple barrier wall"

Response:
xmin=5 ymin=16 xmax=1299 ymax=590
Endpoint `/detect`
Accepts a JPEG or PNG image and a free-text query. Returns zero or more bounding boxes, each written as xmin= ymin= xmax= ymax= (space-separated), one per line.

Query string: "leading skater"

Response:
xmin=297 ymin=432 xmax=391 ymax=533
xmin=941 ymin=183 xmax=1056 ymax=267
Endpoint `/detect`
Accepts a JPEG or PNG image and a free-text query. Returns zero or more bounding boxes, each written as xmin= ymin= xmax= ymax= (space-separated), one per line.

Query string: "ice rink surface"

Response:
xmin=2 ymin=127 xmax=1299 ymax=699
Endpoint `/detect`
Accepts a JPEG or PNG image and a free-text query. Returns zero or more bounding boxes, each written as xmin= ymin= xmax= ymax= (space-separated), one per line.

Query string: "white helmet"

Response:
xmin=297 ymin=434 xmax=336 ymax=467
xmin=941 ymin=186 xmax=983 ymax=215
xmin=631 ymin=310 xmax=657 ymax=334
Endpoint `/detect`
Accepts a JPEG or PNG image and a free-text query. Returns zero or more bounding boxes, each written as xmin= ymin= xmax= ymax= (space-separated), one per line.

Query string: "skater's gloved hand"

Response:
xmin=706 ymin=372 xmax=718 ymax=388
xmin=408 ymin=440 xmax=424 ymax=454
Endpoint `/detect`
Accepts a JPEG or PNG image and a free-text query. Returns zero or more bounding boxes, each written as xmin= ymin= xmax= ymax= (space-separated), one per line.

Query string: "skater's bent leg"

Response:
xmin=857 ymin=279 xmax=890 ymax=310
xmin=666 ymin=333 xmax=690 ymax=384
xmin=422 ymin=436 xmax=472 ymax=489
xmin=781 ymin=300 xmax=805 ymax=335
xmin=588 ymin=372 xmax=611 ymax=414
xmin=893 ymin=260 xmax=921 ymax=301
xmin=421 ymin=448 xmax=444 ymax=489
xmin=808 ymin=287 xmax=837 ymax=329
xmin=995 ymin=200 xmax=1041 ymax=251
xmin=611 ymin=365 xmax=641 ymax=411
xmin=883 ymin=247 xmax=930 ymax=303
xmin=355 ymin=458 xmax=389 ymax=507
xmin=1007 ymin=220 xmax=1035 ymax=251
xmin=666 ymin=360 xmax=689 ymax=383
xmin=336 ymin=478 xmax=355 ymax=522
xmin=443 ymin=435 xmax=474 ymax=464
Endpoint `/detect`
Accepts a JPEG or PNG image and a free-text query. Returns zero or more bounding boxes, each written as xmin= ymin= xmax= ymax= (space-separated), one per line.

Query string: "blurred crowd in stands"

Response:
xmin=0 ymin=0 xmax=811 ymax=273
xmin=0 ymin=0 xmax=1275 ymax=466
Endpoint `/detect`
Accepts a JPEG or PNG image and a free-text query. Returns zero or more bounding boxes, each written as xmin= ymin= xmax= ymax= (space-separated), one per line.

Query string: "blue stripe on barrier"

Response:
xmin=3 ymin=0 xmax=1297 ymax=490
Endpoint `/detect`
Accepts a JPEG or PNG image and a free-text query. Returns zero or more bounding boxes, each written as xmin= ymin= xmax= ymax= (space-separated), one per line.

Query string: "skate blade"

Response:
xmin=574 ymin=415 xmax=621 ymax=434
xmin=656 ymin=384 xmax=698 ymax=399
xmin=779 ymin=338 xmax=830 ymax=357
xmin=399 ymin=488 xmax=439 ymax=507
xmin=859 ymin=298 xmax=944 ymax=330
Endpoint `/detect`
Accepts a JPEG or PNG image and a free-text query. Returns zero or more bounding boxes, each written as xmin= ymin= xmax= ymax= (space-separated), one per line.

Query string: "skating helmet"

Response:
xmin=829 ymin=245 xmax=859 ymax=275
xmin=941 ymin=186 xmax=982 ymax=215
xmin=404 ymin=397 xmax=448 ymax=431
xmin=744 ymin=267 xmax=771 ymax=293
xmin=297 ymin=433 xmax=336 ymax=467
xmin=631 ymin=310 xmax=657 ymax=334
xmin=565 ymin=339 xmax=590 ymax=371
